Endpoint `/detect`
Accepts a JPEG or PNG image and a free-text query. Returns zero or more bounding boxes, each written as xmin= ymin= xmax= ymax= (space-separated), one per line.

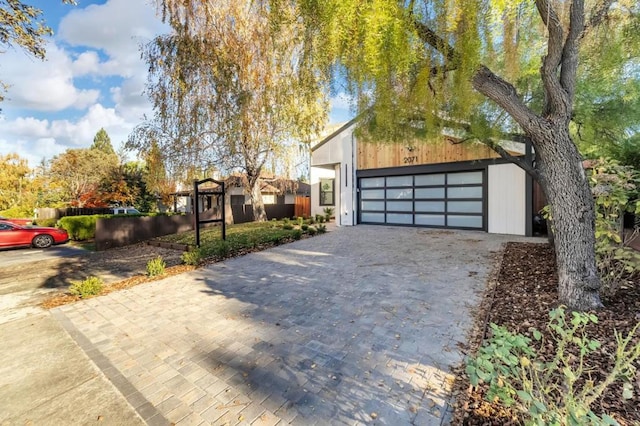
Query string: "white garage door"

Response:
xmin=359 ymin=170 xmax=485 ymax=229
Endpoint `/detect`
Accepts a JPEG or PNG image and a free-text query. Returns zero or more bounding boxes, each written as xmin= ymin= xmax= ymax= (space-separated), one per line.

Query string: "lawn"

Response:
xmin=154 ymin=219 xmax=325 ymax=264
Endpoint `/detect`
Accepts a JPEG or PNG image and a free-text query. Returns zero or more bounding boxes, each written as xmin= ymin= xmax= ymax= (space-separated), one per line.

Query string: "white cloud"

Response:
xmin=58 ymin=0 xmax=168 ymax=78
xmin=0 ymin=103 xmax=134 ymax=166
xmin=0 ymin=0 xmax=168 ymax=166
xmin=1 ymin=43 xmax=100 ymax=111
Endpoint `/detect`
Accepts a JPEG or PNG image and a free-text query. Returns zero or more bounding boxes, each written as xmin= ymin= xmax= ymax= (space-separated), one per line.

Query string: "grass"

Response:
xmin=155 ymin=220 xmax=308 ymax=264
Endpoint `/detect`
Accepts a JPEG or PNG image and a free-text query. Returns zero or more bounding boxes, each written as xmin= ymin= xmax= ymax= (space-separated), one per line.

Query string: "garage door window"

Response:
xmin=359 ymin=170 xmax=485 ymax=229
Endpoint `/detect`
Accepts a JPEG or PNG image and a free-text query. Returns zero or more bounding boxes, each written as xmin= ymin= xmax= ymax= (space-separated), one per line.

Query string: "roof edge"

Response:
xmin=310 ymin=117 xmax=359 ymax=153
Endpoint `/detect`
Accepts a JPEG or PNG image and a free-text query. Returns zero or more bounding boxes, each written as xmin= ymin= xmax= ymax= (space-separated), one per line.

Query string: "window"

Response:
xmin=320 ymin=178 xmax=335 ymax=206
xmin=231 ymin=195 xmax=245 ymax=206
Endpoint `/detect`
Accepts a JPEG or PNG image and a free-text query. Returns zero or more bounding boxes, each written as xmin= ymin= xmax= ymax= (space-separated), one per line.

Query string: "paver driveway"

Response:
xmin=53 ymin=226 xmax=522 ymax=425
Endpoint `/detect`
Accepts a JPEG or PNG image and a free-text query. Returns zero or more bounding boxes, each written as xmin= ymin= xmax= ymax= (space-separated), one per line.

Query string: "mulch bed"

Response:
xmin=452 ymin=242 xmax=640 ymax=425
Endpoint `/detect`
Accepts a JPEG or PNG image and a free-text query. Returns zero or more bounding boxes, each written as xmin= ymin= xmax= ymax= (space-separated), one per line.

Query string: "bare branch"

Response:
xmin=560 ymin=0 xmax=585 ymax=105
xmin=471 ymin=66 xmax=541 ymax=133
xmin=482 ymin=138 xmax=540 ymax=180
xmin=535 ymin=0 xmax=570 ymax=118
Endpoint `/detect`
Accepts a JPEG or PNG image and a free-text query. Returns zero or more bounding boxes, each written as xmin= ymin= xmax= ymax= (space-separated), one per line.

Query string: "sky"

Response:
xmin=0 ymin=0 xmax=353 ymax=167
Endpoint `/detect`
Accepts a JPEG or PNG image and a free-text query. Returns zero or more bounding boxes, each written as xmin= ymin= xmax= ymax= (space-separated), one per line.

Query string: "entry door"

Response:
xmin=359 ymin=170 xmax=485 ymax=229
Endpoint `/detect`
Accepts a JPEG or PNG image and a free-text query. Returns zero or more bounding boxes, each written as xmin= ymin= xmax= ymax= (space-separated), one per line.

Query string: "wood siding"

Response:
xmin=357 ymin=137 xmax=502 ymax=170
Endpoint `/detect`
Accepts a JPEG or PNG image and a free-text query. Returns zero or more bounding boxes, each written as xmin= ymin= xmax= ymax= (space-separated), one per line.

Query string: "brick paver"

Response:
xmin=53 ymin=226 xmax=532 ymax=425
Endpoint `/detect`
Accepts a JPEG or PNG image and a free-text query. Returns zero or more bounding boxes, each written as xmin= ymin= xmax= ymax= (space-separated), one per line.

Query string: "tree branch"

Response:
xmin=560 ymin=1 xmax=585 ymax=109
xmin=535 ymin=0 xmax=571 ymax=118
xmin=482 ymin=138 xmax=540 ymax=180
xmin=471 ymin=66 xmax=541 ymax=134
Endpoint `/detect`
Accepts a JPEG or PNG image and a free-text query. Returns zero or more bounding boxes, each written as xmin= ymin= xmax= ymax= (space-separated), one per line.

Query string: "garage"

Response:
xmin=310 ymin=119 xmax=531 ymax=235
xmin=358 ymin=170 xmax=485 ymax=230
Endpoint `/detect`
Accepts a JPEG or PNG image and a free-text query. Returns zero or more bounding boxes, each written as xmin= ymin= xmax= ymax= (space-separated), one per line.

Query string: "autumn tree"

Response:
xmin=49 ymin=141 xmax=119 ymax=207
xmin=0 ymin=0 xmax=75 ymax=104
xmin=128 ymin=0 xmax=327 ymax=221
xmin=0 ymin=152 xmax=30 ymax=211
xmin=267 ymin=0 xmax=639 ymax=310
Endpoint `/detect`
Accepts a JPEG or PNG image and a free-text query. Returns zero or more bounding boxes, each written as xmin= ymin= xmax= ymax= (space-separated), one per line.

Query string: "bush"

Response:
xmin=181 ymin=248 xmax=203 ymax=266
xmin=146 ymin=256 xmax=166 ymax=277
xmin=307 ymin=226 xmax=317 ymax=235
xmin=301 ymin=224 xmax=309 ymax=231
xmin=69 ymin=276 xmax=104 ymax=298
xmin=292 ymin=229 xmax=302 ymax=240
xmin=297 ymin=216 xmax=304 ymax=226
xmin=34 ymin=218 xmax=58 ymax=228
xmin=317 ymin=224 xmax=327 ymax=234
xmin=58 ymin=215 xmax=98 ymax=241
xmin=588 ymin=159 xmax=640 ymax=296
xmin=323 ymin=207 xmax=334 ymax=217
xmin=466 ymin=306 xmax=640 ymax=425
xmin=308 ymin=217 xmax=315 ymax=224
xmin=282 ymin=223 xmax=294 ymax=230
xmin=325 ymin=214 xmax=331 ymax=222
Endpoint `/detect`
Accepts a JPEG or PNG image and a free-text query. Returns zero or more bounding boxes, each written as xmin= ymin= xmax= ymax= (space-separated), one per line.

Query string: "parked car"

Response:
xmin=110 ymin=207 xmax=141 ymax=215
xmin=0 ymin=221 xmax=69 ymax=249
xmin=0 ymin=216 xmax=32 ymax=226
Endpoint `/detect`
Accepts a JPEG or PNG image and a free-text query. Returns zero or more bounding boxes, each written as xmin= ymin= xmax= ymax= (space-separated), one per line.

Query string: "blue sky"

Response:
xmin=0 ymin=0 xmax=352 ymax=166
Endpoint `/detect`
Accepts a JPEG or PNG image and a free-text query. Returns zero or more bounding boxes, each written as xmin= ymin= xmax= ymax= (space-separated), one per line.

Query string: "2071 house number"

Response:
xmin=403 ymin=156 xmax=418 ymax=164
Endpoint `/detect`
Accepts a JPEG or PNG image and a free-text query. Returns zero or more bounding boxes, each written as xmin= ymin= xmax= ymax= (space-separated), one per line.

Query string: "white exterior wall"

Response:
xmin=488 ymin=163 xmax=526 ymax=235
xmin=310 ymin=123 xmax=357 ymax=226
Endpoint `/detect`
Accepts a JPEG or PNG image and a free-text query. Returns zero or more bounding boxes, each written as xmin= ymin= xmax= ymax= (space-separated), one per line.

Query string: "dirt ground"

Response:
xmin=452 ymin=242 xmax=640 ymax=425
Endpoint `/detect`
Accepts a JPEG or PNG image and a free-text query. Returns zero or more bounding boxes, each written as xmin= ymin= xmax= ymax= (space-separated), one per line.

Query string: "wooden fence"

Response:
xmin=294 ymin=196 xmax=311 ymax=218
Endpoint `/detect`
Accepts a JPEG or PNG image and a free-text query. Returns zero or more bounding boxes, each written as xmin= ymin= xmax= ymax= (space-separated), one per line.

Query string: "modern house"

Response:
xmin=310 ymin=119 xmax=538 ymax=236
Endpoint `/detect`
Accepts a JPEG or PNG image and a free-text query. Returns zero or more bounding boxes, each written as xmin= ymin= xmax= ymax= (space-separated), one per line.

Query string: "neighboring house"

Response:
xmin=171 ymin=175 xmax=310 ymax=223
xmin=310 ymin=119 xmax=537 ymax=236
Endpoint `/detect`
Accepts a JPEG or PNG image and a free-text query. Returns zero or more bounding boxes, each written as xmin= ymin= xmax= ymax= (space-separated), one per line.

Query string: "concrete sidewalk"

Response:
xmin=1 ymin=226 xmax=537 ymax=425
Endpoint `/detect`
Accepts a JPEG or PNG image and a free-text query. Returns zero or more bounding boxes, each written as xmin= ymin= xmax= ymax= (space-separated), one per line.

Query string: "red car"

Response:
xmin=0 ymin=221 xmax=69 ymax=249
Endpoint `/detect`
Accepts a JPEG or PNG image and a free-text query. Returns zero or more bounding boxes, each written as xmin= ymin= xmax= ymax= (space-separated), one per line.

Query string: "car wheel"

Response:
xmin=32 ymin=234 xmax=54 ymax=248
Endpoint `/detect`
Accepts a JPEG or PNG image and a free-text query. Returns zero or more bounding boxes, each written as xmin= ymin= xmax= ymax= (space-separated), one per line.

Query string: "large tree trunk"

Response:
xmin=248 ymin=179 xmax=267 ymax=222
xmin=530 ymin=124 xmax=603 ymax=310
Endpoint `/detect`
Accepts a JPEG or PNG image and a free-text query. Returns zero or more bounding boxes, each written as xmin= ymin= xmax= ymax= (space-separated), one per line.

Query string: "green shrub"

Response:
xmin=34 ymin=218 xmax=58 ymax=228
xmin=282 ymin=217 xmax=290 ymax=225
xmin=181 ymin=248 xmax=203 ymax=266
xmin=307 ymin=226 xmax=317 ymax=235
xmin=588 ymin=159 xmax=640 ymax=296
xmin=58 ymin=215 xmax=98 ymax=241
xmin=0 ymin=206 xmax=34 ymax=219
xmin=283 ymin=223 xmax=294 ymax=230
xmin=292 ymin=229 xmax=302 ymax=240
xmin=69 ymin=276 xmax=104 ymax=298
xmin=466 ymin=306 xmax=640 ymax=425
xmin=308 ymin=217 xmax=315 ymax=224
xmin=297 ymin=216 xmax=304 ymax=226
xmin=213 ymin=240 xmax=230 ymax=257
xmin=323 ymin=207 xmax=334 ymax=217
xmin=325 ymin=214 xmax=331 ymax=222
xmin=146 ymin=256 xmax=166 ymax=277
xmin=317 ymin=224 xmax=327 ymax=234
xmin=301 ymin=224 xmax=309 ymax=231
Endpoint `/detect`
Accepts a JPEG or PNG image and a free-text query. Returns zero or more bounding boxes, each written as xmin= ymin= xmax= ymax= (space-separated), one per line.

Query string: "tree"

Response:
xmin=128 ymin=0 xmax=328 ymax=221
xmin=278 ymin=0 xmax=640 ymax=310
xmin=0 ymin=0 xmax=76 ymax=104
xmin=0 ymin=152 xmax=30 ymax=210
xmin=91 ymin=128 xmax=116 ymax=156
xmin=49 ymin=147 xmax=118 ymax=207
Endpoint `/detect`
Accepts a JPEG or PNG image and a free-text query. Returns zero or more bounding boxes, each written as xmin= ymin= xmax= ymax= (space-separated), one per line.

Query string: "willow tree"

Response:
xmin=128 ymin=1 xmax=327 ymax=221
xmin=277 ymin=0 xmax=639 ymax=310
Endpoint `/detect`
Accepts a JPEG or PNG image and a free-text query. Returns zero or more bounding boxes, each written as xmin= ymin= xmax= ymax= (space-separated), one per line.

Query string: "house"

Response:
xmin=172 ymin=175 xmax=310 ymax=223
xmin=310 ymin=119 xmax=537 ymax=236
